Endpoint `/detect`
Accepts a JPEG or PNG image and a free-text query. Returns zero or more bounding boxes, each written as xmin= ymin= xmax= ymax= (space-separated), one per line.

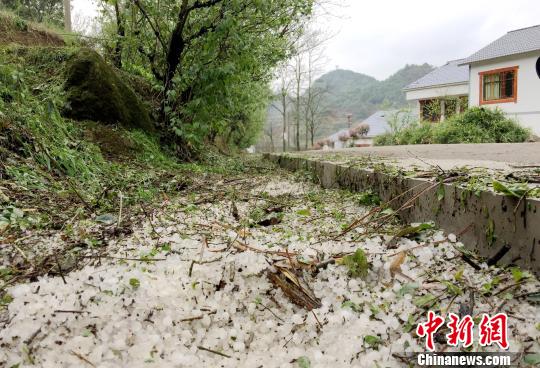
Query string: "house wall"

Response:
xmin=333 ymin=140 xmax=345 ymax=149
xmin=405 ymin=83 xmax=469 ymax=101
xmin=469 ymin=51 xmax=540 ymax=135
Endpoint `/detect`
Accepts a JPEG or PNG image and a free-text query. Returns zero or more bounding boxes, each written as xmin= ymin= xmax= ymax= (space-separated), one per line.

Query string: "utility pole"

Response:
xmin=282 ymin=90 xmax=288 ymax=152
xmin=347 ymin=114 xmax=352 ymax=129
xmin=63 ymin=0 xmax=72 ymax=32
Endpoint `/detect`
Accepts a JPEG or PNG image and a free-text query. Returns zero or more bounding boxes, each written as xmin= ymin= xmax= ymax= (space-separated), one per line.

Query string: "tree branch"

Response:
xmin=137 ymin=46 xmax=164 ymax=81
xmin=189 ymin=0 xmax=224 ymax=12
xmin=185 ymin=1 xmax=230 ymax=43
xmin=132 ymin=0 xmax=167 ymax=51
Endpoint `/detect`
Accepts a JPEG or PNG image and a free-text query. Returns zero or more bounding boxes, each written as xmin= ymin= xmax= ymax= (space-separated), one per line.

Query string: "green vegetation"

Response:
xmin=1 ymin=0 xmax=64 ymax=26
xmin=1 ymin=47 xmax=164 ymax=218
xmin=340 ymin=248 xmax=369 ymax=279
xmin=0 ymin=45 xmax=249 ymax=237
xmin=0 ymin=0 xmax=317 ymax=235
xmin=0 ymin=9 xmax=65 ymax=46
xmin=492 ymin=180 xmax=540 ymax=198
xmin=374 ymin=107 xmax=531 ymax=146
xmin=96 ymin=0 xmax=314 ymax=157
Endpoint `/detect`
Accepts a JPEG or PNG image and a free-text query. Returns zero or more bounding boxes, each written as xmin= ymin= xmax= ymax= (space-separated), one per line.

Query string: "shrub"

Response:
xmin=338 ymin=131 xmax=350 ymax=142
xmin=350 ymin=123 xmax=370 ymax=138
xmin=435 ymin=107 xmax=531 ymax=143
xmin=374 ymin=107 xmax=531 ymax=146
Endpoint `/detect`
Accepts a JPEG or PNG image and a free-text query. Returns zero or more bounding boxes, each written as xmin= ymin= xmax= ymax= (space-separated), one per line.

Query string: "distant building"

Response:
xmin=403 ymin=59 xmax=469 ymax=122
xmin=405 ymin=24 xmax=540 ymax=135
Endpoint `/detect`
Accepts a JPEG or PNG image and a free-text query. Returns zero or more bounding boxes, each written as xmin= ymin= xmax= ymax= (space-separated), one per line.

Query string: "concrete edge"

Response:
xmin=265 ymin=153 xmax=540 ymax=275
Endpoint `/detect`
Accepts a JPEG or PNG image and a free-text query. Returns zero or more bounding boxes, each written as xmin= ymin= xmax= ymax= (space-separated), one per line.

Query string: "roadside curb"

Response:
xmin=265 ymin=153 xmax=540 ymax=275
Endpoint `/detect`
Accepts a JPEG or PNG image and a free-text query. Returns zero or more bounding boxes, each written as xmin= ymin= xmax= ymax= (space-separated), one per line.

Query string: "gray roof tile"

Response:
xmin=404 ymin=59 xmax=469 ymax=91
xmin=460 ymin=25 xmax=540 ymax=64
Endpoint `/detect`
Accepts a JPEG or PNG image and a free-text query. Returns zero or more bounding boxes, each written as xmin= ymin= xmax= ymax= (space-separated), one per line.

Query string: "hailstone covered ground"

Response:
xmin=1 ymin=170 xmax=539 ymax=367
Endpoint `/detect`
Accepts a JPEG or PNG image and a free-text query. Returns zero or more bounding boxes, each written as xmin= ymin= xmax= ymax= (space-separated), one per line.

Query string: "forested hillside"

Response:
xmin=261 ymin=63 xmax=434 ymax=151
xmin=313 ymin=63 xmax=434 ymax=121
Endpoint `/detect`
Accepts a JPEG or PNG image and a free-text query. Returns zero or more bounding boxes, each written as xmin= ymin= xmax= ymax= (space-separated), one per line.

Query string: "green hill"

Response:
xmin=314 ymin=63 xmax=435 ymax=122
xmin=260 ymin=63 xmax=435 ymax=151
xmin=294 ymin=63 xmax=433 ymax=140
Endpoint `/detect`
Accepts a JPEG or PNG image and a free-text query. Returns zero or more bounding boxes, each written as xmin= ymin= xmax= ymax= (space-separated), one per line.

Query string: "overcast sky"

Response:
xmin=72 ymin=0 xmax=540 ymax=80
xmin=318 ymin=0 xmax=540 ymax=79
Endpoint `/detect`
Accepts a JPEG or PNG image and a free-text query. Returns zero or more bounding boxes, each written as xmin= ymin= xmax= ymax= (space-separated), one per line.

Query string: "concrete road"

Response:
xmin=302 ymin=143 xmax=540 ymax=171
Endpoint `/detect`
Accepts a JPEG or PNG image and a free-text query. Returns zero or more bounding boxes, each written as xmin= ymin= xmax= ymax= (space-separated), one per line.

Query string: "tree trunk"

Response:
xmin=304 ymin=114 xmax=309 ymax=149
xmin=160 ymin=3 xmax=189 ymax=123
xmin=113 ymin=0 xmax=125 ymax=68
xmin=269 ymin=127 xmax=274 ymax=152
xmin=63 ymin=0 xmax=71 ymax=32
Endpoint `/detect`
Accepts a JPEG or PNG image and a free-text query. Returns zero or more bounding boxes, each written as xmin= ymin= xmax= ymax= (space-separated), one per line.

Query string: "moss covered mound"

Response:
xmin=63 ymin=48 xmax=153 ymax=131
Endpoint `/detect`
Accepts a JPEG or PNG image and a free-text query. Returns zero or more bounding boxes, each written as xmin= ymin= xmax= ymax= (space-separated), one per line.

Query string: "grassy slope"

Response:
xmin=0 ymin=20 xmax=252 ymax=291
xmin=1 ymin=45 xmax=177 ymax=229
xmin=0 ymin=10 xmax=66 ymax=46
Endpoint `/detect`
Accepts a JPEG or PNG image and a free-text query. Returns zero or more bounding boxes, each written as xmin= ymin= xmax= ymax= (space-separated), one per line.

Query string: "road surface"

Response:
xmin=301 ymin=143 xmax=540 ymax=171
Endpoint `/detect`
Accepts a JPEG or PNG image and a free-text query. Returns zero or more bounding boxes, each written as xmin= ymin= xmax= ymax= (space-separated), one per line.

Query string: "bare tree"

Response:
xmin=291 ymin=52 xmax=304 ymax=151
xmin=303 ymin=84 xmax=328 ymax=147
xmin=287 ymin=26 xmax=331 ymax=150
xmin=263 ymin=0 xmax=339 ymax=152
xmin=301 ymin=29 xmax=329 ymax=148
xmin=271 ymin=63 xmax=294 ymax=152
xmin=264 ymin=118 xmax=277 ymax=152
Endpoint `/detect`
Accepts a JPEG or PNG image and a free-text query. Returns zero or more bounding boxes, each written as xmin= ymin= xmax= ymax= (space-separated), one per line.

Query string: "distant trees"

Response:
xmin=2 ymin=0 xmax=64 ymax=25
xmin=271 ymin=63 xmax=294 ymax=152
xmin=269 ymin=25 xmax=330 ymax=152
xmin=301 ymin=29 xmax=329 ymax=148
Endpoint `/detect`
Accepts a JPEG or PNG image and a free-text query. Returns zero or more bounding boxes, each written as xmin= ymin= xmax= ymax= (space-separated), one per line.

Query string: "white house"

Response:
xmin=459 ymin=25 xmax=540 ymax=134
xmin=405 ymin=24 xmax=540 ymax=135
xmin=404 ymin=59 xmax=469 ymax=122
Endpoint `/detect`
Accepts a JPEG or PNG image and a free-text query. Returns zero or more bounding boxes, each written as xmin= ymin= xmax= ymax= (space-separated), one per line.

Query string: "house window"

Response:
xmin=479 ymin=66 xmax=518 ymax=104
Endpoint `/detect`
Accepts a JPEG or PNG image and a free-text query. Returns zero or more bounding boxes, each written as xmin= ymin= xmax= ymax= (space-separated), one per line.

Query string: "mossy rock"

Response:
xmin=63 ymin=48 xmax=153 ymax=132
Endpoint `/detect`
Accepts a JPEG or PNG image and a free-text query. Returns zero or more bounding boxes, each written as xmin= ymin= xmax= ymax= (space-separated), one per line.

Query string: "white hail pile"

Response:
xmin=1 ymin=178 xmax=539 ymax=367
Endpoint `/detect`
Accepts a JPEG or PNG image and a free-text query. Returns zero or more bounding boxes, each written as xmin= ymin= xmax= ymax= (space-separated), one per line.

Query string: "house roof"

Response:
xmin=460 ymin=24 xmax=540 ymax=65
xmin=404 ymin=59 xmax=469 ymax=91
xmin=363 ymin=110 xmax=418 ymax=137
xmin=362 ymin=111 xmax=392 ymax=137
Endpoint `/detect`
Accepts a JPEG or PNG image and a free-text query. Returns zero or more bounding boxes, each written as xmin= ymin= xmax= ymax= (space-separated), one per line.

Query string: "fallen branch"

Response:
xmin=197 ymin=346 xmax=231 ymax=358
xmin=487 ymin=244 xmax=511 ymax=266
xmin=70 ymin=350 xmax=96 ymax=367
